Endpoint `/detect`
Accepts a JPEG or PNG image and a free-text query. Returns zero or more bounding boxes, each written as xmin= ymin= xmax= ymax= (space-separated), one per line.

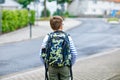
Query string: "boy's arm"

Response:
xmin=68 ymin=36 xmax=77 ymax=65
xmin=39 ymin=35 xmax=49 ymax=63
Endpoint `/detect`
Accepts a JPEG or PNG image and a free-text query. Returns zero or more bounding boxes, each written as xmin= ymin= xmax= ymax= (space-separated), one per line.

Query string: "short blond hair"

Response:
xmin=50 ymin=16 xmax=63 ymax=30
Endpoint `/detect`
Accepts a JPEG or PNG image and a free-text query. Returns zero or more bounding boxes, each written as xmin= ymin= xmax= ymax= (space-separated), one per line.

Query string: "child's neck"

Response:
xmin=54 ymin=29 xmax=62 ymax=32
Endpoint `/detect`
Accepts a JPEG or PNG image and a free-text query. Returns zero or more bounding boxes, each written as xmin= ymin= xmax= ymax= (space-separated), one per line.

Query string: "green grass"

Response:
xmin=36 ymin=17 xmax=50 ymax=21
xmin=107 ymin=17 xmax=119 ymax=22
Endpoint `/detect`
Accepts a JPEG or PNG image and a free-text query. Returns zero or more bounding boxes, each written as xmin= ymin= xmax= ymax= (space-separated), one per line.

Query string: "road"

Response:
xmin=0 ymin=18 xmax=120 ymax=76
xmin=69 ymin=18 xmax=120 ymax=58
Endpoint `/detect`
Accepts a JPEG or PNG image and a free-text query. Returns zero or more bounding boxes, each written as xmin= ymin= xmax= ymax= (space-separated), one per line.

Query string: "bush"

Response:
xmin=2 ymin=9 xmax=35 ymax=33
xmin=63 ymin=11 xmax=69 ymax=17
xmin=16 ymin=10 xmax=29 ymax=28
xmin=97 ymin=15 xmax=103 ymax=18
xmin=107 ymin=17 xmax=119 ymax=22
xmin=29 ymin=10 xmax=35 ymax=25
xmin=2 ymin=10 xmax=17 ymax=32
xmin=53 ymin=11 xmax=77 ymax=18
xmin=53 ymin=9 xmax=64 ymax=16
xmin=41 ymin=8 xmax=50 ymax=17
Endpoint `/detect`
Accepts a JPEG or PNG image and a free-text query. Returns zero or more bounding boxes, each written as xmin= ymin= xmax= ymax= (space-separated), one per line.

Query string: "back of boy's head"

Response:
xmin=50 ymin=16 xmax=63 ymax=30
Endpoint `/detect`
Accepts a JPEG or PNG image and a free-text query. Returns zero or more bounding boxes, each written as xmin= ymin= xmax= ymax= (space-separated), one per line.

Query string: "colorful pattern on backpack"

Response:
xmin=42 ymin=31 xmax=71 ymax=67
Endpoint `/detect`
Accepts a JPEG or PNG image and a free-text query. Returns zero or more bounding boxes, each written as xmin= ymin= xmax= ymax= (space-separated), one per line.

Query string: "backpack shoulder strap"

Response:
xmin=62 ymin=32 xmax=70 ymax=43
xmin=46 ymin=33 xmax=53 ymax=43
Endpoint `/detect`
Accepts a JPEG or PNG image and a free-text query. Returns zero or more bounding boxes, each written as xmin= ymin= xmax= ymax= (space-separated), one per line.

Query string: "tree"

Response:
xmin=44 ymin=0 xmax=47 ymax=17
xmin=48 ymin=0 xmax=72 ymax=4
xmin=48 ymin=0 xmax=73 ymax=16
xmin=15 ymin=0 xmax=34 ymax=8
xmin=41 ymin=0 xmax=73 ymax=17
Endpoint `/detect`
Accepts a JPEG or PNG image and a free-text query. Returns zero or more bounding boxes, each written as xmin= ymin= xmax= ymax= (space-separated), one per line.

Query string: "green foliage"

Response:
xmin=48 ymin=0 xmax=55 ymax=2
xmin=64 ymin=11 xmax=78 ymax=18
xmin=63 ymin=11 xmax=69 ymax=17
xmin=48 ymin=0 xmax=72 ymax=4
xmin=29 ymin=10 xmax=35 ymax=25
xmin=53 ymin=9 xmax=64 ymax=16
xmin=16 ymin=0 xmax=33 ymax=8
xmin=18 ymin=10 xmax=29 ymax=27
xmin=41 ymin=8 xmax=51 ymax=17
xmin=53 ymin=11 xmax=58 ymax=16
xmin=107 ymin=17 xmax=119 ymax=22
xmin=2 ymin=10 xmax=17 ymax=32
xmin=52 ymin=8 xmax=67 ymax=17
xmin=2 ymin=9 xmax=35 ymax=33
xmin=53 ymin=11 xmax=76 ymax=18
xmin=57 ymin=0 xmax=65 ymax=4
xmin=66 ymin=0 xmax=72 ymax=4
xmin=97 ymin=15 xmax=103 ymax=18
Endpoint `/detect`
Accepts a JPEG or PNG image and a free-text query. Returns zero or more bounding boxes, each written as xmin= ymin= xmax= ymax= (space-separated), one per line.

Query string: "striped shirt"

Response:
xmin=39 ymin=33 xmax=77 ymax=65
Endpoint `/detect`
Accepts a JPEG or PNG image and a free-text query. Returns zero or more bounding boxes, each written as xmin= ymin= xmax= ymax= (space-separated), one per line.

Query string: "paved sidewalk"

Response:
xmin=0 ymin=18 xmax=81 ymax=45
xmin=0 ymin=48 xmax=120 ymax=80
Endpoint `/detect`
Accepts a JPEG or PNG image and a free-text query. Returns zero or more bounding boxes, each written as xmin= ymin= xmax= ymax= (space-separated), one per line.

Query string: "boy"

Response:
xmin=40 ymin=16 xmax=77 ymax=80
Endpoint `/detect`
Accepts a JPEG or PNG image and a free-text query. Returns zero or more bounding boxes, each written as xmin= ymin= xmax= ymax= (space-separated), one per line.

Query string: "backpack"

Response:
xmin=41 ymin=31 xmax=72 ymax=67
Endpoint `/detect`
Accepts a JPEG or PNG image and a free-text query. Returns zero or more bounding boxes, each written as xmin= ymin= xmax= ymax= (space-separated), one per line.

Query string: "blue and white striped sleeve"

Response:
xmin=68 ymin=36 xmax=77 ymax=65
xmin=39 ymin=35 xmax=49 ymax=62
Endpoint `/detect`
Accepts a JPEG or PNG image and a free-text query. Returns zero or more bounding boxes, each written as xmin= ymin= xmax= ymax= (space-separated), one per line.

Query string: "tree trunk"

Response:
xmin=44 ymin=0 xmax=47 ymax=17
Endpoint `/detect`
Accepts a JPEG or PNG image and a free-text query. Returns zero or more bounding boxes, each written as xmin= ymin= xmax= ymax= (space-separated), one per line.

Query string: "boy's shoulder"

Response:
xmin=48 ymin=31 xmax=70 ymax=36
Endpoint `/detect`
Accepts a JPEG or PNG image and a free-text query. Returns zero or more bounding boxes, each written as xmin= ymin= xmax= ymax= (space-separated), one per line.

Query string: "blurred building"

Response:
xmin=68 ymin=0 xmax=120 ymax=17
xmin=0 ymin=0 xmax=22 ymax=10
xmin=107 ymin=0 xmax=120 ymax=2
